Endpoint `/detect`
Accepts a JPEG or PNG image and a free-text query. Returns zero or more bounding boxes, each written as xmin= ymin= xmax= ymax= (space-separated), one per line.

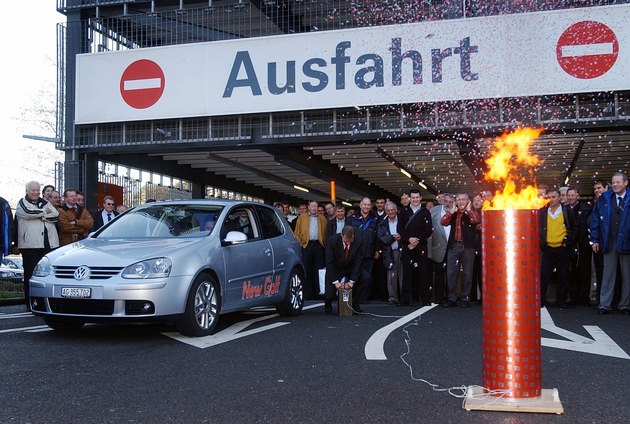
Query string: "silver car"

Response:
xmin=30 ymin=200 xmax=305 ymax=336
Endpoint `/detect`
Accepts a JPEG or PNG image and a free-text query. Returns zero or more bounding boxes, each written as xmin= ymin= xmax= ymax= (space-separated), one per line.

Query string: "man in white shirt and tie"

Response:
xmin=92 ymin=196 xmax=118 ymax=231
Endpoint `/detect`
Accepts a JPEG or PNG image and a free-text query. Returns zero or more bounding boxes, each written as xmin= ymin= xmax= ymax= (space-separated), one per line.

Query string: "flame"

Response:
xmin=483 ymin=127 xmax=549 ymax=211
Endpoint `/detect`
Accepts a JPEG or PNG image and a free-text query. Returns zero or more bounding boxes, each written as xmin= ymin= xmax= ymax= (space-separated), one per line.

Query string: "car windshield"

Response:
xmin=2 ymin=258 xmax=22 ymax=269
xmin=96 ymin=204 xmax=224 ymax=238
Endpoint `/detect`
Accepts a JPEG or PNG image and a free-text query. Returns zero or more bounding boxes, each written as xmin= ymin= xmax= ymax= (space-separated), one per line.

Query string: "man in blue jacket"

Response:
xmin=590 ymin=172 xmax=630 ymax=315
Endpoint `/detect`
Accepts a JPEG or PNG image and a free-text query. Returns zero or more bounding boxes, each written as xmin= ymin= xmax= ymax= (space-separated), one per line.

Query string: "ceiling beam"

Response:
xmin=454 ymin=131 xmax=494 ymax=192
xmin=261 ymin=145 xmax=398 ymax=201
xmin=103 ymin=153 xmax=304 ymax=205
xmin=206 ymin=153 xmax=332 ymax=199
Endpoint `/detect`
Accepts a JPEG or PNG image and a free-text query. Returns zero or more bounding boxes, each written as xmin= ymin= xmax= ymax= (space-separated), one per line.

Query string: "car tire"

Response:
xmin=275 ymin=268 xmax=304 ymax=316
xmin=176 ymin=273 xmax=221 ymax=337
xmin=44 ymin=318 xmax=85 ymax=332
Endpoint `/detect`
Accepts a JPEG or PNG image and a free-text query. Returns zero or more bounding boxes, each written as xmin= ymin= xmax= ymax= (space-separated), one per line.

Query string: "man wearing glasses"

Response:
xmin=92 ymin=196 xmax=118 ymax=231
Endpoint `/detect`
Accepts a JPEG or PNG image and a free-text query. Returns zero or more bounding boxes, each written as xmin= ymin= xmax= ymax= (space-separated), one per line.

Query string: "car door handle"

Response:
xmin=264 ymin=248 xmax=272 ymax=256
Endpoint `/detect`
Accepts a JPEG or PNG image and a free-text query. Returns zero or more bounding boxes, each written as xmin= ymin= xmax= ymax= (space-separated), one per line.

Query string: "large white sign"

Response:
xmin=75 ymin=4 xmax=630 ymax=124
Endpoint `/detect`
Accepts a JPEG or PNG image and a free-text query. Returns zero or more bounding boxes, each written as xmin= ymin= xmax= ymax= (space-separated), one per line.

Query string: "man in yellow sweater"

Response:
xmin=539 ymin=188 xmax=578 ymax=309
xmin=294 ymin=200 xmax=328 ymax=300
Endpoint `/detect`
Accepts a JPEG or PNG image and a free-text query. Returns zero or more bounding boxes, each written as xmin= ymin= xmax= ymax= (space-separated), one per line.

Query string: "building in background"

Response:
xmin=56 ymin=0 xmax=630 ymax=212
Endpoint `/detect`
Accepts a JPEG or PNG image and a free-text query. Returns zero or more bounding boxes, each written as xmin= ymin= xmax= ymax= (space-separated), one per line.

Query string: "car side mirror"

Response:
xmin=223 ymin=231 xmax=248 ymax=245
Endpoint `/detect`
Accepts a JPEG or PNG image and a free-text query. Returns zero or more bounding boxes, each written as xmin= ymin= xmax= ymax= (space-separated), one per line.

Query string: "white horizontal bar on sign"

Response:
xmin=561 ymin=43 xmax=614 ymax=57
xmin=123 ymin=78 xmax=162 ymax=91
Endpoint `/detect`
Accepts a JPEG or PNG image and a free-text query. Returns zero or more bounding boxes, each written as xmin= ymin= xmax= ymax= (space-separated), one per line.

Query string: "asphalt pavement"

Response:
xmin=1 ymin=301 xmax=628 ymax=423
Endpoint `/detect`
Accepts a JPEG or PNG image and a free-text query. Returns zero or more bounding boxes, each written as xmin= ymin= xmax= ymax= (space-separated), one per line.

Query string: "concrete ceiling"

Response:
xmin=144 ymin=128 xmax=629 ymax=204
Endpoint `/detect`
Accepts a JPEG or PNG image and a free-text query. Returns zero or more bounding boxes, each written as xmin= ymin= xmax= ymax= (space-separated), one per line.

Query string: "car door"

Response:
xmin=220 ymin=206 xmax=274 ymax=308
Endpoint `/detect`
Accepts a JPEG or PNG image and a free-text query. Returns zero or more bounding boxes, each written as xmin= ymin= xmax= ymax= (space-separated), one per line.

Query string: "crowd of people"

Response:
xmin=275 ymin=172 xmax=629 ymax=316
xmin=0 ymin=181 xmax=128 ymax=310
xmin=2 ymin=172 xmax=628 ymax=317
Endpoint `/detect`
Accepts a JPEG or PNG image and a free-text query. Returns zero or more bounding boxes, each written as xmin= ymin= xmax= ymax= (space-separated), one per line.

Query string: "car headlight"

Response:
xmin=122 ymin=258 xmax=172 ymax=279
xmin=33 ymin=257 xmax=52 ymax=277
xmin=0 ymin=270 xmax=17 ymax=278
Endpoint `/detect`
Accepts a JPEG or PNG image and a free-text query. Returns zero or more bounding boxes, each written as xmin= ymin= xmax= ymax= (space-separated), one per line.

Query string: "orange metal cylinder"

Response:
xmin=481 ymin=209 xmax=541 ymax=399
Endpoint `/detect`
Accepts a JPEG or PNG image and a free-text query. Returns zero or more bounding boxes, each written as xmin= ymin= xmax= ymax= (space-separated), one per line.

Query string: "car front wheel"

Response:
xmin=176 ymin=273 xmax=221 ymax=337
xmin=276 ymin=268 xmax=304 ymax=316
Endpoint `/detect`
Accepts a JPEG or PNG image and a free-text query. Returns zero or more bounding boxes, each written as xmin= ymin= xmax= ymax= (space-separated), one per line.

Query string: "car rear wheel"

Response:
xmin=176 ymin=273 xmax=221 ymax=337
xmin=276 ymin=268 xmax=304 ymax=316
xmin=44 ymin=318 xmax=85 ymax=333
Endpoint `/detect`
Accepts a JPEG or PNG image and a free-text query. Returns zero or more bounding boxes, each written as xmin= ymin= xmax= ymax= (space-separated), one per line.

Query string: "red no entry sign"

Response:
xmin=119 ymin=59 xmax=165 ymax=109
xmin=556 ymin=21 xmax=618 ymax=79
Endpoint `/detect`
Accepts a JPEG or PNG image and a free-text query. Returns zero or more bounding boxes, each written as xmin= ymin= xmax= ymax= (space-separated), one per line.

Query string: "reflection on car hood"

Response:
xmin=47 ymin=237 xmax=205 ymax=266
xmin=0 ymin=265 xmax=24 ymax=275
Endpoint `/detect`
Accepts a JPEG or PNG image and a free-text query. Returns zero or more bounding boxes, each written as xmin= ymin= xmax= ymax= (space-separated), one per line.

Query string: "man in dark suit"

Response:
xmin=92 ymin=196 xmax=119 ymax=232
xmin=397 ymin=189 xmax=433 ymax=306
xmin=326 ymin=204 xmax=349 ymax=237
xmin=324 ymin=225 xmax=367 ymax=313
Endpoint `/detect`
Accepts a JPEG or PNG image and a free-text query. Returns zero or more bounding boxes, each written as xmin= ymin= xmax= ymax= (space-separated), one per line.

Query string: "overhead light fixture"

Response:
xmin=418 ymin=182 xmax=428 ymax=189
xmin=341 ymin=201 xmax=352 ymax=207
xmin=293 ymin=185 xmax=309 ymax=193
xmin=400 ymin=168 xmax=412 ymax=179
xmin=563 ymin=176 xmax=570 ymax=185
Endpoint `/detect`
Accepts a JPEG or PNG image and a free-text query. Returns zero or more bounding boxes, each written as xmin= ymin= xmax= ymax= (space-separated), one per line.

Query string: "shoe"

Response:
xmin=597 ymin=308 xmax=609 ymax=315
xmin=422 ymin=301 xmax=432 ymax=307
xmin=460 ymin=301 xmax=470 ymax=308
xmin=324 ymin=303 xmax=332 ymax=313
xmin=353 ymin=304 xmax=363 ymax=313
xmin=443 ymin=301 xmax=457 ymax=308
xmin=620 ymin=309 xmax=630 ymax=315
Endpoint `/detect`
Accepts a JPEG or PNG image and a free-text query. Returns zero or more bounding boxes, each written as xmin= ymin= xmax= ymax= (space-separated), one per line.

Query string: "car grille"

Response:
xmin=53 ymin=266 xmax=124 ymax=280
xmin=49 ymin=298 xmax=115 ymax=315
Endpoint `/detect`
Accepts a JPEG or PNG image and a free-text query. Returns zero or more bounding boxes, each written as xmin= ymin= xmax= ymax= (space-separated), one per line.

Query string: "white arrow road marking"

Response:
xmin=164 ymin=303 xmax=321 ymax=348
xmin=365 ymin=304 xmax=438 ymax=360
xmin=541 ymin=307 xmax=629 ymax=360
xmin=0 ymin=312 xmax=35 ymax=320
xmin=0 ymin=325 xmax=50 ymax=334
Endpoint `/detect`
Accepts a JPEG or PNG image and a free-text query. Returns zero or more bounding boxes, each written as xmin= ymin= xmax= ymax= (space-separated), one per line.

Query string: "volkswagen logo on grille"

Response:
xmin=74 ymin=266 xmax=90 ymax=281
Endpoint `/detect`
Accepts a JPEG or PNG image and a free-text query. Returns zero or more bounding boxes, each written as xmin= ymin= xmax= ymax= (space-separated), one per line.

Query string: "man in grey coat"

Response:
xmin=429 ymin=193 xmax=454 ymax=304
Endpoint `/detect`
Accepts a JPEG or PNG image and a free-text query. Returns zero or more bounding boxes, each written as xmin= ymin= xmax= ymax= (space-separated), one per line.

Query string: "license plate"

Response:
xmin=61 ymin=287 xmax=92 ymax=298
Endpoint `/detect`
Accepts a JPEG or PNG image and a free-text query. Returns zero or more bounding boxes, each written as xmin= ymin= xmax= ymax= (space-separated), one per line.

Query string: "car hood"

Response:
xmin=46 ymin=237 xmax=206 ymax=267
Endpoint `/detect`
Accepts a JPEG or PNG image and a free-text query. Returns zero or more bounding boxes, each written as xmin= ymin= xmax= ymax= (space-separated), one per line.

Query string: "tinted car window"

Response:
xmin=97 ymin=204 xmax=224 ymax=238
xmin=221 ymin=207 xmax=257 ymax=239
xmin=257 ymin=206 xmax=284 ymax=239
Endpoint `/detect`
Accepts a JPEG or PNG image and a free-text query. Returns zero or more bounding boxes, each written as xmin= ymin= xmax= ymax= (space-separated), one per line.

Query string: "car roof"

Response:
xmin=134 ymin=199 xmax=271 ymax=209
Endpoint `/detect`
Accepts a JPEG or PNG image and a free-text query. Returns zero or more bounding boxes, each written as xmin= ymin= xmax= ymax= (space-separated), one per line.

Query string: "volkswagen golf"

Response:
xmin=30 ymin=200 xmax=305 ymax=336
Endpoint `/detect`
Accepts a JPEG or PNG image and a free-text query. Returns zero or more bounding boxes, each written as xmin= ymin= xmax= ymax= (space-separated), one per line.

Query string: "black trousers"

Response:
xmin=431 ymin=258 xmax=447 ymax=304
xmin=541 ymin=246 xmax=571 ymax=307
xmin=302 ymin=241 xmax=325 ymax=300
xmin=400 ymin=245 xmax=430 ymax=305
xmin=21 ymin=248 xmax=50 ymax=307
xmin=569 ymin=242 xmax=592 ymax=305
